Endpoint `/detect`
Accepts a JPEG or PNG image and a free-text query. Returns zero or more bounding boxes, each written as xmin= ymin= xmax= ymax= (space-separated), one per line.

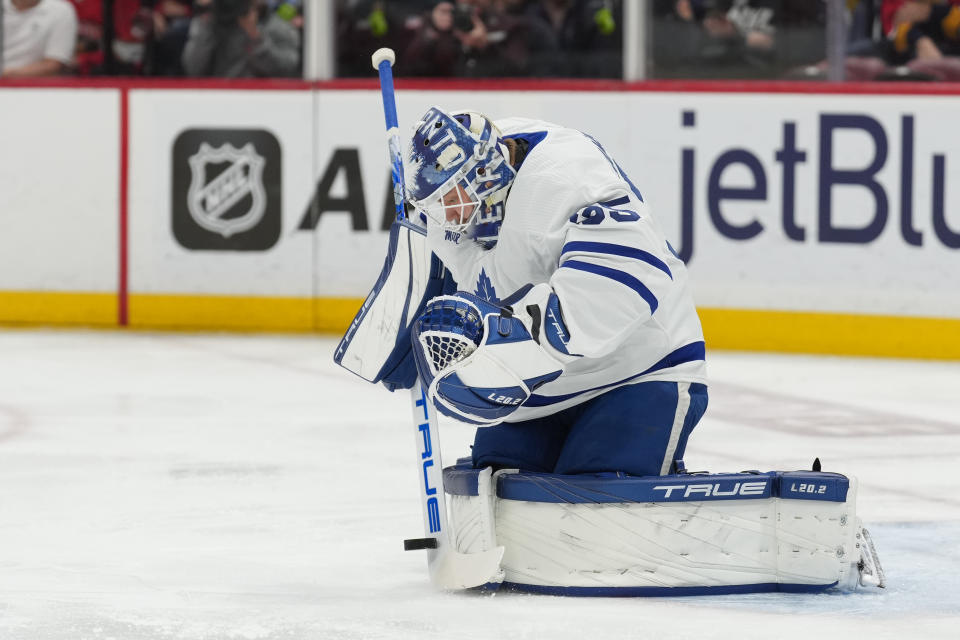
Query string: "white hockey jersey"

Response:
xmin=425 ymin=117 xmax=707 ymax=421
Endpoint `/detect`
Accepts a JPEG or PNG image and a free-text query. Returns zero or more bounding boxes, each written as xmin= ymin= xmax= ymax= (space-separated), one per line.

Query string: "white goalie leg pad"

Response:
xmin=777 ymin=478 xmax=861 ymax=590
xmin=449 ymin=467 xmax=501 ymax=555
xmin=444 ymin=467 xmax=883 ymax=594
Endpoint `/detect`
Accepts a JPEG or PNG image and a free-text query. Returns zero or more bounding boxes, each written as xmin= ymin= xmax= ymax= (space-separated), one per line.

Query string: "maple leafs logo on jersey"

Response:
xmin=474 ymin=269 xmax=499 ymax=303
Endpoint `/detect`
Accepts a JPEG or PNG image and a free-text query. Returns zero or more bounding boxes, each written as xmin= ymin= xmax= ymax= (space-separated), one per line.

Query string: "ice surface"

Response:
xmin=0 ymin=330 xmax=957 ymax=639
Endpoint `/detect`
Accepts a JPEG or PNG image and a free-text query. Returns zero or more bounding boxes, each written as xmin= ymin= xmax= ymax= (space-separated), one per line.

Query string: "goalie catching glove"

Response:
xmin=411 ymin=283 xmax=579 ymax=425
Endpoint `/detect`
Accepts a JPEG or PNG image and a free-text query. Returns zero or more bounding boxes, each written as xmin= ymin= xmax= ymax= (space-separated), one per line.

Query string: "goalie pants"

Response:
xmin=471 ymin=381 xmax=708 ymax=476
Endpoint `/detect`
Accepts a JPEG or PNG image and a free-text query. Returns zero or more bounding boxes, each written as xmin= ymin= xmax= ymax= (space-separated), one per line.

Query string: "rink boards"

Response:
xmin=1 ymin=79 xmax=959 ymax=359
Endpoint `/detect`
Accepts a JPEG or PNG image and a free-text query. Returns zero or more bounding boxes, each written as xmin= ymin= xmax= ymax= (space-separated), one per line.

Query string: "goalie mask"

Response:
xmin=405 ymin=107 xmax=516 ymax=246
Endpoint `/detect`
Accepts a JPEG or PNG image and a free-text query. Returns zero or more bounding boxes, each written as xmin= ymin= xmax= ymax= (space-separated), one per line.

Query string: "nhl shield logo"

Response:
xmin=187 ymin=142 xmax=266 ymax=238
xmin=172 ymin=128 xmax=281 ymax=251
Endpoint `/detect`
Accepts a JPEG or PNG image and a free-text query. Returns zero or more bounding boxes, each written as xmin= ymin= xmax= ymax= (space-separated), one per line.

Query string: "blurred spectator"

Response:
xmin=182 ymin=0 xmax=300 ymax=77
xmin=838 ymin=0 xmax=960 ymax=82
xmin=845 ymin=0 xmax=884 ymax=57
xmin=402 ymin=0 xmax=572 ymax=77
xmin=524 ymin=0 xmax=622 ymax=77
xmin=884 ymin=0 xmax=960 ymax=62
xmin=881 ymin=0 xmax=960 ymax=33
xmin=269 ymin=0 xmax=302 ymax=29
xmin=337 ymin=0 xmax=422 ymax=77
xmin=67 ymin=0 xmax=151 ymax=74
xmin=402 ymin=1 xmax=514 ymax=76
xmin=69 ymin=0 xmax=103 ymax=72
xmin=652 ymin=0 xmax=823 ymax=79
xmin=878 ymin=0 xmax=960 ymax=80
xmin=401 ymin=1 xmax=463 ymax=76
xmin=1 ymin=0 xmax=77 ymax=76
xmin=148 ymin=0 xmax=193 ymax=75
xmin=786 ymin=0 xmax=960 ymax=82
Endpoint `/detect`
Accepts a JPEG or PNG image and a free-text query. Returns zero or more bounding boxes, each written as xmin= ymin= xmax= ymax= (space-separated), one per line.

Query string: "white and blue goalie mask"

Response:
xmin=405 ymin=107 xmax=516 ymax=245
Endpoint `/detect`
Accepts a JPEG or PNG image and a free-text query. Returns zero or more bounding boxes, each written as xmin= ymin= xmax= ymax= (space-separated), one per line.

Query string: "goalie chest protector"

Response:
xmin=444 ymin=463 xmax=874 ymax=595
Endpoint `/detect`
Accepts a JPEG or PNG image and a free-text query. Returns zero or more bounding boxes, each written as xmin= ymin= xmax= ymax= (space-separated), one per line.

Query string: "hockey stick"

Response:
xmin=371 ymin=48 xmax=504 ymax=590
xmin=372 ymin=48 xmax=407 ymax=221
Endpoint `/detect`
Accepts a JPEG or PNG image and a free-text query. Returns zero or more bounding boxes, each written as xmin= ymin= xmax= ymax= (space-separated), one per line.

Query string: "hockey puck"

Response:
xmin=404 ymin=537 xmax=438 ymax=550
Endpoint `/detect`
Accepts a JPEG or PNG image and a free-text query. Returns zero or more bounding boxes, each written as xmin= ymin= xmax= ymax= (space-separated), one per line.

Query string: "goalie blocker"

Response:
xmin=334 ymin=218 xmax=454 ymax=390
xmin=444 ymin=461 xmax=885 ymax=595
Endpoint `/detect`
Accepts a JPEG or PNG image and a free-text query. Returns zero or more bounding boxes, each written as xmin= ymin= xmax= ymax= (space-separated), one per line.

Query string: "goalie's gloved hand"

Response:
xmin=411 ymin=284 xmax=578 ymax=425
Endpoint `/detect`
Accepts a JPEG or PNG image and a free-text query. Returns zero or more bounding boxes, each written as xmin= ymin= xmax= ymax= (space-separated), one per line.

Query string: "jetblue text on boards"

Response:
xmin=678 ymin=110 xmax=960 ymax=263
xmin=299 ymin=113 xmax=960 ymax=262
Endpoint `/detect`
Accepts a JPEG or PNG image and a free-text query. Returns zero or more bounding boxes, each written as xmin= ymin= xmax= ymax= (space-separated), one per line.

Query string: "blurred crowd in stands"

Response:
xmin=2 ymin=0 xmax=960 ymax=81
xmin=651 ymin=0 xmax=825 ymax=78
xmin=651 ymin=0 xmax=960 ymax=81
xmin=338 ymin=0 xmax=623 ymax=78
xmin=846 ymin=0 xmax=960 ymax=80
xmin=0 ymin=0 xmax=303 ymax=77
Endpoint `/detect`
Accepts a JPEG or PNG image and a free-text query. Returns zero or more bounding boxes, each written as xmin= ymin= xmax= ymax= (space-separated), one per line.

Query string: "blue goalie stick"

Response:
xmin=371 ymin=47 xmax=504 ymax=590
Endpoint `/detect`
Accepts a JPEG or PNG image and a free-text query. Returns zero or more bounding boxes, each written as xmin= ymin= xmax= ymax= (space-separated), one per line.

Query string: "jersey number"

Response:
xmin=569 ymin=200 xmax=640 ymax=226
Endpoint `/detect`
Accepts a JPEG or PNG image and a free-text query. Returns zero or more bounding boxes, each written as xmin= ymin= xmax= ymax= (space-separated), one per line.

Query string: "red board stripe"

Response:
xmin=119 ymin=87 xmax=129 ymax=327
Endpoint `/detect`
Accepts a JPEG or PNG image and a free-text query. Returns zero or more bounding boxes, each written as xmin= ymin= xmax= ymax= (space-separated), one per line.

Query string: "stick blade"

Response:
xmin=404 ymin=537 xmax=438 ymax=550
xmin=428 ymin=545 xmax=505 ymax=590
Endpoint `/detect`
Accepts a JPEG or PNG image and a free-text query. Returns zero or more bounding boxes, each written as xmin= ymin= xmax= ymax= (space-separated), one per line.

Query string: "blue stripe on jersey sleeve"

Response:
xmin=525 ymin=341 xmax=706 ymax=407
xmin=561 ymin=241 xmax=673 ymax=280
xmin=559 ymin=260 xmax=659 ymax=313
